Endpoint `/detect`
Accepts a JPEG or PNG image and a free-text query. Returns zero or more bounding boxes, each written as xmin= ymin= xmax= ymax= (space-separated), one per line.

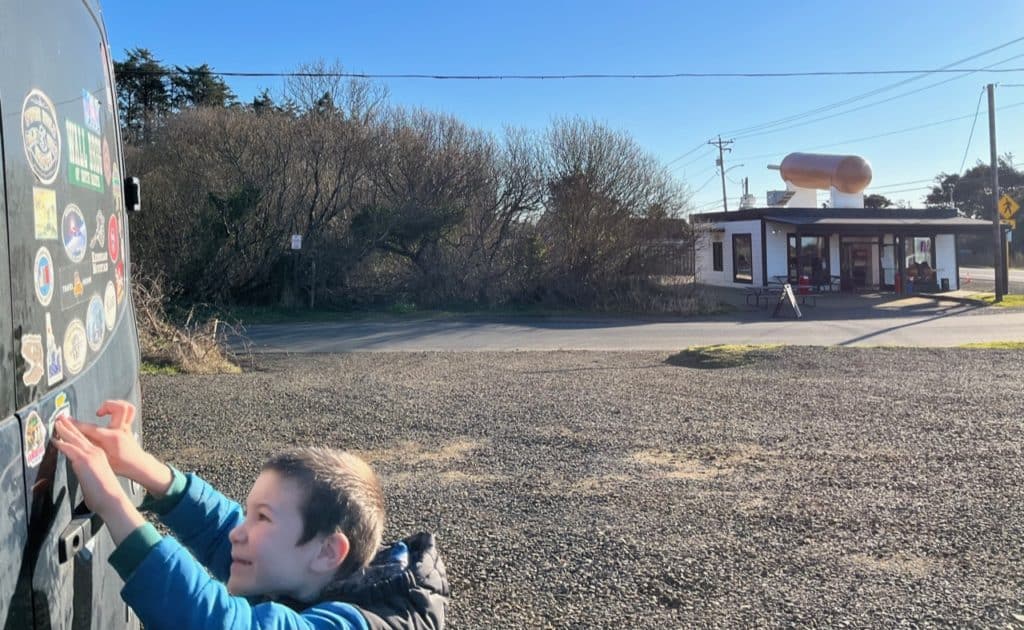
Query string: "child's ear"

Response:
xmin=311 ymin=532 xmax=350 ymax=574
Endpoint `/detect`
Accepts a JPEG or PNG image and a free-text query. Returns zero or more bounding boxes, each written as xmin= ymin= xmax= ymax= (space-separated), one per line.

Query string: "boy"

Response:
xmin=53 ymin=400 xmax=448 ymax=630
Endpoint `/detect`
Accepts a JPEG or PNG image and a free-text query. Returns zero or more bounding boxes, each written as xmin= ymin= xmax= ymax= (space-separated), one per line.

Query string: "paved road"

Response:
xmin=236 ymin=304 xmax=1024 ymax=352
xmin=960 ymin=265 xmax=1024 ymax=292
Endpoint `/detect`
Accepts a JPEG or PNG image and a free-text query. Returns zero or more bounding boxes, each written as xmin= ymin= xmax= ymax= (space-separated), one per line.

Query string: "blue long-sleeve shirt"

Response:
xmin=108 ymin=469 xmax=368 ymax=630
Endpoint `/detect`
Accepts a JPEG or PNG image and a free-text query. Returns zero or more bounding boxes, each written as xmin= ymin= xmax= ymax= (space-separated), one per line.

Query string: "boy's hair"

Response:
xmin=262 ymin=448 xmax=385 ymax=576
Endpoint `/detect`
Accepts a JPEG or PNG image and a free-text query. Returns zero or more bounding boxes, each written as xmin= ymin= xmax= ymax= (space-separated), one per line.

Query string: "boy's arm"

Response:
xmin=54 ymin=417 xmax=367 ymax=630
xmin=114 ymin=536 xmax=368 ymax=630
xmin=68 ymin=401 xmax=239 ymax=579
xmin=147 ymin=470 xmax=243 ymax=582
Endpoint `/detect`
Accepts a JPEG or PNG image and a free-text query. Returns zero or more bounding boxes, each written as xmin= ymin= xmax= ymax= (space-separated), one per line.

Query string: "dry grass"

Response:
xmin=133 ymin=272 xmax=243 ymax=374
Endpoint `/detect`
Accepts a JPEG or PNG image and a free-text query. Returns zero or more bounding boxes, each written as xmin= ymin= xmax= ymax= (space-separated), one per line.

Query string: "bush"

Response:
xmin=132 ymin=270 xmax=244 ymax=374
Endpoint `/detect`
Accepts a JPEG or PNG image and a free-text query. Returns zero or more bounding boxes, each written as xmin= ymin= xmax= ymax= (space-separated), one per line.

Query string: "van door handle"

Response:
xmin=58 ymin=512 xmax=104 ymax=564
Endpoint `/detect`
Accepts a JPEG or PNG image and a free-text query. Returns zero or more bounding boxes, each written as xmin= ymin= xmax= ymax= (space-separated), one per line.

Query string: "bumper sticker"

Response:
xmin=63 ymin=319 xmax=87 ymax=376
xmin=25 ymin=411 xmax=46 ymax=467
xmin=34 ymin=246 xmax=54 ymax=306
xmin=45 ymin=313 xmax=63 ymax=386
xmin=104 ymin=281 xmax=116 ymax=330
xmin=62 ymin=203 xmax=87 ymax=263
xmin=33 ymin=187 xmax=58 ymax=240
xmin=86 ymin=294 xmax=105 ymax=351
xmin=21 ymin=334 xmax=44 ymax=387
xmin=22 ymin=89 xmax=61 ymax=185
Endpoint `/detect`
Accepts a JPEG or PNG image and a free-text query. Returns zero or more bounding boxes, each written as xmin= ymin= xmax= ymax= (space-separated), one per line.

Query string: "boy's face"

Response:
xmin=227 ymin=470 xmax=325 ymax=599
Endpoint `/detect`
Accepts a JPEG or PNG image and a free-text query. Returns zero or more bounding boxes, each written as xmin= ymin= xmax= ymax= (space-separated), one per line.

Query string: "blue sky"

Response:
xmin=99 ymin=0 xmax=1024 ymax=212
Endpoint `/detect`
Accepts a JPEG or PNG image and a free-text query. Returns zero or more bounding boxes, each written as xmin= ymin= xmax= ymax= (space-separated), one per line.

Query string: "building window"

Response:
xmin=712 ymin=242 xmax=723 ymax=271
xmin=732 ymin=234 xmax=753 ymax=283
xmin=787 ymin=235 xmax=829 ymax=284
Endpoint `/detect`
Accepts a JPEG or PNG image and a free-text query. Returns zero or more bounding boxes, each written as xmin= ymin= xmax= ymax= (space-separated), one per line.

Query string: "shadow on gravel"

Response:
xmin=666 ymin=344 xmax=782 ymax=369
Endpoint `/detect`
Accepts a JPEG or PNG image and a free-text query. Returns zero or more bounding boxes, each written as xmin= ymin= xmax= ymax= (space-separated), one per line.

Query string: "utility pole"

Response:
xmin=708 ymin=136 xmax=734 ymax=212
xmin=987 ymin=83 xmax=1004 ymax=302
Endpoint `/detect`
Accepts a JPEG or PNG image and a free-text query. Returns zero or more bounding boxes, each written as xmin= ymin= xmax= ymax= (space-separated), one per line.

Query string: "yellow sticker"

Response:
xmin=33 ymin=187 xmax=58 ymax=239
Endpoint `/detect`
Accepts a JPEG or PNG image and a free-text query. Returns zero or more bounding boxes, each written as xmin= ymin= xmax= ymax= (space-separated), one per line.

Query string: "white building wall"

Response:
xmin=935 ymin=234 xmax=957 ymax=291
xmin=829 ymin=236 xmax=840 ymax=280
xmin=695 ymin=219 xmax=764 ymax=288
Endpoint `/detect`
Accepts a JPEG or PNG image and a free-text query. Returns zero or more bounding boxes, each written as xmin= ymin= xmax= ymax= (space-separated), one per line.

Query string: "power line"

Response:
xmin=115 ymin=66 xmax=1024 ymax=81
xmin=867 ymin=178 xmax=936 ymax=190
xmin=721 ymin=35 xmax=1024 ymax=138
xmin=959 ymin=87 xmax=987 ymax=174
xmin=664 ymin=143 xmax=707 ymax=167
xmin=729 ymin=99 xmax=1024 ymax=164
xmin=732 ymin=53 xmax=1024 ymax=142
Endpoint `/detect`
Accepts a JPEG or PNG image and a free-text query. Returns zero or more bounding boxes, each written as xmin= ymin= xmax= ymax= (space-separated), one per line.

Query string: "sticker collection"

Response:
xmin=18 ymin=85 xmax=125 ymax=403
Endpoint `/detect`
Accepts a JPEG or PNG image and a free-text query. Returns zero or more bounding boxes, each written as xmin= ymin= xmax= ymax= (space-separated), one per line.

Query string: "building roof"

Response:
xmin=693 ymin=206 xmax=996 ymax=234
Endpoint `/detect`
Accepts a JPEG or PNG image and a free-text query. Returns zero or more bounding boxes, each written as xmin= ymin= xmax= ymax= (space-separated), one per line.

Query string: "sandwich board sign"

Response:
xmin=772 ymin=283 xmax=802 ymax=319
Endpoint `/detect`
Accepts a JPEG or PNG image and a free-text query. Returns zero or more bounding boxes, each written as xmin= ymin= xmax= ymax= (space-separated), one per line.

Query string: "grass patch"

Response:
xmin=959 ymin=341 xmax=1024 ymax=350
xmin=141 ymin=361 xmax=182 ymax=375
xmin=666 ymin=344 xmax=783 ymax=369
xmin=966 ymin=293 xmax=1024 ymax=308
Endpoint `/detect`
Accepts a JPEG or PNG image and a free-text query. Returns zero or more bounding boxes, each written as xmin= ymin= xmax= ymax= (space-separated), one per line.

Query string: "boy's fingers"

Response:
xmin=55 ymin=417 xmax=93 ymax=451
xmin=96 ymin=400 xmax=134 ymax=429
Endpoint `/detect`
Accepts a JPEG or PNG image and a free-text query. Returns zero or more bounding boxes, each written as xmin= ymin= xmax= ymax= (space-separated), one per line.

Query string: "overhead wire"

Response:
xmin=117 ymin=67 xmax=1024 ymax=81
xmin=731 ymin=53 xmax=1024 ymax=142
xmin=721 ymin=35 xmax=1024 ymax=138
xmin=959 ymin=87 xmax=987 ymax=174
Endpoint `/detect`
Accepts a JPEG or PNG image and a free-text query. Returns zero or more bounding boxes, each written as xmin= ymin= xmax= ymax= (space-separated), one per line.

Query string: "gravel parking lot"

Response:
xmin=141 ymin=349 xmax=1024 ymax=628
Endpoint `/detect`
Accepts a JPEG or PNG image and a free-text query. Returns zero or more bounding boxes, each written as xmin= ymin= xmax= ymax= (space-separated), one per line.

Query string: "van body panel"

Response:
xmin=1 ymin=0 xmax=142 ymax=627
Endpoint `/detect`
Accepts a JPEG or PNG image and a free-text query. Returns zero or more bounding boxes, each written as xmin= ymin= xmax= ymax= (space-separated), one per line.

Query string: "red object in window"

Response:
xmin=798 ymin=275 xmax=810 ymax=295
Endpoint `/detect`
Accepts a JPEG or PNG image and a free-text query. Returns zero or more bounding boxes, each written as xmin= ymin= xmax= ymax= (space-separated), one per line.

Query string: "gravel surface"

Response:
xmin=141 ymin=349 xmax=1024 ymax=628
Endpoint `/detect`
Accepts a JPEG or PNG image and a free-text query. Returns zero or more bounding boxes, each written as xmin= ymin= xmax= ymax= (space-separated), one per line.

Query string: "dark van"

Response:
xmin=1 ymin=0 xmax=143 ymax=627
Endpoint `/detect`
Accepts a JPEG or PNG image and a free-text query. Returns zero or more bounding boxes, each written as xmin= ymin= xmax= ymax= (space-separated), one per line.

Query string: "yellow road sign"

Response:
xmin=998 ymin=194 xmax=1019 ymax=219
xmin=1006 ymin=218 xmax=1017 ymax=230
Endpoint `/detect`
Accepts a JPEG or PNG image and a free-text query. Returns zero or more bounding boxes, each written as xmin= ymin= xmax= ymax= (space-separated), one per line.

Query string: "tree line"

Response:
xmin=115 ymin=50 xmax=696 ymax=310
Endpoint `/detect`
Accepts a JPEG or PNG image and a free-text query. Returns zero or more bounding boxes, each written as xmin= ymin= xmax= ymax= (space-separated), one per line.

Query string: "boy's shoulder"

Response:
xmin=326 ymin=532 xmax=450 ymax=630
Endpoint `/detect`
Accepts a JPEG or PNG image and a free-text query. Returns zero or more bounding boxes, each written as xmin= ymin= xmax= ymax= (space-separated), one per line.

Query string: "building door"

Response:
xmin=840 ymin=241 xmax=873 ymax=291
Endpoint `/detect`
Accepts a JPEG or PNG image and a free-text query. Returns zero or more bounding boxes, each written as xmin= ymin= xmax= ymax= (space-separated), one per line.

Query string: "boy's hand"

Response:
xmin=53 ymin=416 xmax=146 ymax=544
xmin=74 ymin=400 xmax=143 ymax=477
xmin=72 ymin=400 xmax=173 ymax=498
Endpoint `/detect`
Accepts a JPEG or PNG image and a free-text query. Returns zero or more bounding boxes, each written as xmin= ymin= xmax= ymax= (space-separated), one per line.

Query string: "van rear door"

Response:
xmin=1 ymin=0 xmax=141 ymax=628
xmin=0 ymin=120 xmax=32 ymax=630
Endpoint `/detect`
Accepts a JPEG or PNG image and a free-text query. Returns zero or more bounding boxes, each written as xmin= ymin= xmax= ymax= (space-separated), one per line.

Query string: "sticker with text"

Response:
xmin=25 ymin=411 xmax=46 ymax=467
xmin=63 ymin=319 xmax=87 ymax=376
xmin=22 ymin=89 xmax=61 ymax=184
xmin=86 ymin=294 xmax=105 ymax=352
xmin=66 ymin=120 xmax=104 ymax=192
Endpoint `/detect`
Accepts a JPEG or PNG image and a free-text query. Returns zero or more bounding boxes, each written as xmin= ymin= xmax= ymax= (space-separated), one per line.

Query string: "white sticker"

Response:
xmin=45 ymin=313 xmax=63 ymax=386
xmin=22 ymin=89 xmax=61 ymax=185
xmin=103 ymin=281 xmax=116 ymax=330
xmin=25 ymin=411 xmax=46 ymax=467
xmin=34 ymin=246 xmax=55 ymax=307
xmin=63 ymin=319 xmax=87 ymax=376
xmin=86 ymin=294 xmax=105 ymax=351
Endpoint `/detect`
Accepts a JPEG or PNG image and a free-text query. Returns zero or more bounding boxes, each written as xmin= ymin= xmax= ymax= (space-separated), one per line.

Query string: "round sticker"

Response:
xmin=86 ymin=294 xmax=105 ymax=351
xmin=108 ymin=214 xmax=120 ymax=264
xmin=34 ymin=247 xmax=54 ymax=306
xmin=104 ymin=281 xmax=116 ymax=330
xmin=63 ymin=319 xmax=87 ymax=376
xmin=22 ymin=89 xmax=61 ymax=185
xmin=62 ymin=204 xmax=88 ymax=263
xmin=25 ymin=411 xmax=46 ymax=467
